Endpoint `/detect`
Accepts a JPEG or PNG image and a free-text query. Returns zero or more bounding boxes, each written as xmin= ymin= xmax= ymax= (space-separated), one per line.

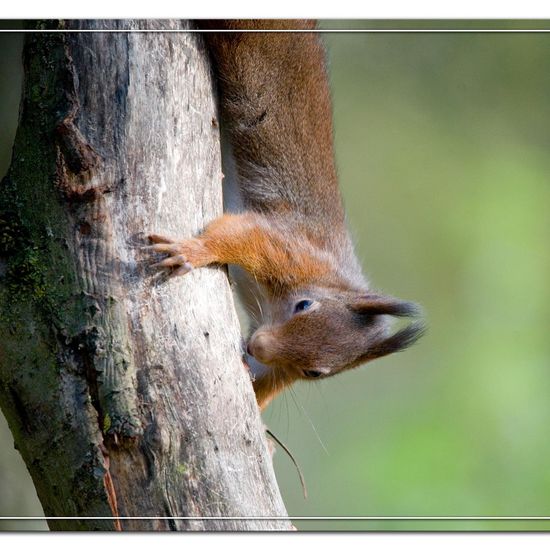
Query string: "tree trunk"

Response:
xmin=0 ymin=19 xmax=291 ymax=531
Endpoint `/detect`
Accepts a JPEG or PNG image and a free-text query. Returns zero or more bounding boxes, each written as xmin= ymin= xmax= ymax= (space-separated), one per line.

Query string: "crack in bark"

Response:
xmin=66 ymin=327 xmax=124 ymax=530
xmin=100 ymin=443 xmax=122 ymax=531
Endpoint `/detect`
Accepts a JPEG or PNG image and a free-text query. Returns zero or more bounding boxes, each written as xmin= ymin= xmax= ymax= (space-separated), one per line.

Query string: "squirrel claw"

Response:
xmin=152 ymin=254 xmax=187 ymax=268
xmin=145 ymin=232 xmax=209 ymax=278
xmin=146 ymin=243 xmax=180 ymax=254
xmin=171 ymin=262 xmax=193 ymax=277
xmin=148 ymin=234 xmax=175 ymax=244
xmin=151 ymin=253 xmax=194 ymax=278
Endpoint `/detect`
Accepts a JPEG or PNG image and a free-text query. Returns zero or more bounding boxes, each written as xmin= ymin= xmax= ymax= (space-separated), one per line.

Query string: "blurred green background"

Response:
xmin=1 ymin=22 xmax=549 ymax=531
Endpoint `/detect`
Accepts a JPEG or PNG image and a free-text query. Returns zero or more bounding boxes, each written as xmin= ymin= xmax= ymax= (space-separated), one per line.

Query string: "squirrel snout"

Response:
xmin=247 ymin=331 xmax=277 ymax=364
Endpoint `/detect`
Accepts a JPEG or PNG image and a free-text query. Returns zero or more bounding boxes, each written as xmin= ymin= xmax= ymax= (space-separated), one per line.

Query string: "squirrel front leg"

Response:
xmin=149 ymin=213 xmax=257 ymax=275
xmin=148 ymin=213 xmax=332 ymax=288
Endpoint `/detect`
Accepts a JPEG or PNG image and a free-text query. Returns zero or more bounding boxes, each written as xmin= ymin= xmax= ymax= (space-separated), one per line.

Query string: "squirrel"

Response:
xmin=148 ymin=20 xmax=425 ymax=410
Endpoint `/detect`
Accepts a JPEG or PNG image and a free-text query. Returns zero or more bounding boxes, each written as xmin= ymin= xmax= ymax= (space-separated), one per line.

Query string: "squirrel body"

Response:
xmin=149 ymin=20 xmax=424 ymax=409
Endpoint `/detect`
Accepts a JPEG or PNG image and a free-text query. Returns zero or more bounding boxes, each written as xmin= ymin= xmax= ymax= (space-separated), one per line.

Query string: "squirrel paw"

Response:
xmin=146 ymin=234 xmax=206 ymax=276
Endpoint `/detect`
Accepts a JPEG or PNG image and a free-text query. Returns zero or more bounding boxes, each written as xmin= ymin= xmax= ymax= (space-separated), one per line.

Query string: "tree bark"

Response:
xmin=0 ymin=19 xmax=291 ymax=531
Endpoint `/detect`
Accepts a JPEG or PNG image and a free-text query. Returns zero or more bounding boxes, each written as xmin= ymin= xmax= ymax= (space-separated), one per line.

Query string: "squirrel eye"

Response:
xmin=294 ymin=299 xmax=314 ymax=314
xmin=303 ymin=370 xmax=323 ymax=379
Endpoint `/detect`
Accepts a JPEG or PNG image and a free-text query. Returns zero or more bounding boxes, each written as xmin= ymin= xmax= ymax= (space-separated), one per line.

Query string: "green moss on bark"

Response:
xmin=0 ymin=29 xmax=117 ymax=529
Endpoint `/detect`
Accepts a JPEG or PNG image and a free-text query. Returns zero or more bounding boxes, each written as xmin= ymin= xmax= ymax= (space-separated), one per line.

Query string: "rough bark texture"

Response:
xmin=0 ymin=19 xmax=291 ymax=531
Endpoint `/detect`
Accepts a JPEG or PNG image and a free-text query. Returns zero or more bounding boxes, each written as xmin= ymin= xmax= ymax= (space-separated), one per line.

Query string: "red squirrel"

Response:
xmin=148 ymin=20 xmax=424 ymax=410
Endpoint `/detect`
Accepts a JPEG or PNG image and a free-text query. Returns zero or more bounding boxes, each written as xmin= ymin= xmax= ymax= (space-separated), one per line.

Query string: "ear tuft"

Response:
xmin=349 ymin=294 xmax=423 ymax=319
xmin=366 ymin=320 xmax=426 ymax=360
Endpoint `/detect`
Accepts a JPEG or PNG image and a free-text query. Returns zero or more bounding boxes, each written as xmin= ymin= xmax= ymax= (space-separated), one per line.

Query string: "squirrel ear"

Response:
xmin=347 ymin=293 xmax=426 ymax=363
xmin=348 ymin=294 xmax=422 ymax=319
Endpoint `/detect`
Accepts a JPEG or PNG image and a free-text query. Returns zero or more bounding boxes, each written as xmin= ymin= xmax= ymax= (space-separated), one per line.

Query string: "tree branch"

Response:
xmin=0 ymin=19 xmax=290 ymax=531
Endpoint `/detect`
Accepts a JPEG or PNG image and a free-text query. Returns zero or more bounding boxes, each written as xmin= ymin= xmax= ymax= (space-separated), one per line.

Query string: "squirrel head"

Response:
xmin=247 ymin=288 xmax=425 ymax=382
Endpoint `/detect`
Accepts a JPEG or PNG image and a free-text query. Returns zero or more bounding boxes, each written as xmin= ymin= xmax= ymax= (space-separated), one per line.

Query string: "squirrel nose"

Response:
xmin=248 ymin=331 xmax=276 ymax=363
